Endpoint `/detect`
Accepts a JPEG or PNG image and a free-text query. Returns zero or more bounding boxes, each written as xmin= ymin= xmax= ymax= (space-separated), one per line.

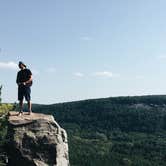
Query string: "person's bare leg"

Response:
xmin=18 ymin=100 xmax=23 ymax=116
xmin=19 ymin=100 xmax=23 ymax=112
xmin=28 ymin=101 xmax=32 ymax=114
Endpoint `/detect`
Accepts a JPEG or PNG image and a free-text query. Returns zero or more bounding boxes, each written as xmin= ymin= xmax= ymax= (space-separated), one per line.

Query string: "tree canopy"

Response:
xmin=0 ymin=85 xmax=2 ymax=104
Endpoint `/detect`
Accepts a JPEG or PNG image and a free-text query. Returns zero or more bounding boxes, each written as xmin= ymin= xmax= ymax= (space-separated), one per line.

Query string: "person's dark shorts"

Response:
xmin=18 ymin=85 xmax=31 ymax=101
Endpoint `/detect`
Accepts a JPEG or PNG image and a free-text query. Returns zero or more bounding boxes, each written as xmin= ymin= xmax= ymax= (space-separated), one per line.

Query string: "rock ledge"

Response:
xmin=7 ymin=111 xmax=69 ymax=166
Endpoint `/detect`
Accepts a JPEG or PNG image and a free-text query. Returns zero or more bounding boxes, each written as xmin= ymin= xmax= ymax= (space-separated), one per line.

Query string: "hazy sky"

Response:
xmin=1 ymin=0 xmax=166 ymax=104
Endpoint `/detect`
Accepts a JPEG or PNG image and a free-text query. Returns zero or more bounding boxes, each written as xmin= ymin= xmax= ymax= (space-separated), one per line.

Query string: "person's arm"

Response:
xmin=24 ymin=75 xmax=33 ymax=85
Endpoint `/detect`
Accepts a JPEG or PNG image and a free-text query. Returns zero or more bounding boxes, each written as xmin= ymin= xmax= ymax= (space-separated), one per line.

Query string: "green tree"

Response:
xmin=0 ymin=85 xmax=2 ymax=104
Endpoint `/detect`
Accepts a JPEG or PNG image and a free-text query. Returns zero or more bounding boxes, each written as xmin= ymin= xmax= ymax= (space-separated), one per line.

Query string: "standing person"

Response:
xmin=16 ymin=61 xmax=33 ymax=115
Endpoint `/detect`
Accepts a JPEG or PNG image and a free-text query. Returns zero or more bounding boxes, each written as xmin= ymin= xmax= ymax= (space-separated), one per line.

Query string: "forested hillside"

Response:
xmin=33 ymin=95 xmax=166 ymax=166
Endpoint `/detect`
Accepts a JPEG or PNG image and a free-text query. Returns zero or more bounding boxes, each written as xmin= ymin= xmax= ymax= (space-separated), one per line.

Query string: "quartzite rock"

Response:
xmin=6 ymin=111 xmax=69 ymax=166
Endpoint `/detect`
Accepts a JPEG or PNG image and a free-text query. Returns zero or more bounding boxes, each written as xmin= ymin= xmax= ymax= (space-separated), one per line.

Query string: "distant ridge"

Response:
xmin=37 ymin=94 xmax=166 ymax=105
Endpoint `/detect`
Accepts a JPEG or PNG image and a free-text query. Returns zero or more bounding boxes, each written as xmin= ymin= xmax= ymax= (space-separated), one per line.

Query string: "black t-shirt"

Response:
xmin=16 ymin=68 xmax=32 ymax=87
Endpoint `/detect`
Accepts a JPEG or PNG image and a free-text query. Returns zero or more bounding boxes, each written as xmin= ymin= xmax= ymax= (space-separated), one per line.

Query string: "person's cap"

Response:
xmin=18 ymin=61 xmax=26 ymax=67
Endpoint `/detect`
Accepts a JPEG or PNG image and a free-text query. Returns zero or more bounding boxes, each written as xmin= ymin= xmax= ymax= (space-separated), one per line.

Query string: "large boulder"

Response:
xmin=6 ymin=111 xmax=69 ymax=166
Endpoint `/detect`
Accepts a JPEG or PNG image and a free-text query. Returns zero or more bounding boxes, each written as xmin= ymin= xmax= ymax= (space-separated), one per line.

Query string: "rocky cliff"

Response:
xmin=6 ymin=111 xmax=69 ymax=166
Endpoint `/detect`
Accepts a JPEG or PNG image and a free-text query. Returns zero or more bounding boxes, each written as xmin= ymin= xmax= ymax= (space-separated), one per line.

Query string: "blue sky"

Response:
xmin=0 ymin=0 xmax=166 ymax=104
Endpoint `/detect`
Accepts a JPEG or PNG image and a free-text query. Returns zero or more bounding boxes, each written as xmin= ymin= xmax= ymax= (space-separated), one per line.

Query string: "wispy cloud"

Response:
xmin=46 ymin=67 xmax=56 ymax=73
xmin=73 ymin=72 xmax=84 ymax=77
xmin=73 ymin=71 xmax=120 ymax=78
xmin=0 ymin=61 xmax=17 ymax=70
xmin=80 ymin=36 xmax=92 ymax=41
xmin=93 ymin=71 xmax=120 ymax=78
xmin=94 ymin=71 xmax=113 ymax=77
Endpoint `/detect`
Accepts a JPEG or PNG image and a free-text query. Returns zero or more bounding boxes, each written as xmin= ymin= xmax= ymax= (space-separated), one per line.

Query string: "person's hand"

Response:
xmin=18 ymin=82 xmax=26 ymax=85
